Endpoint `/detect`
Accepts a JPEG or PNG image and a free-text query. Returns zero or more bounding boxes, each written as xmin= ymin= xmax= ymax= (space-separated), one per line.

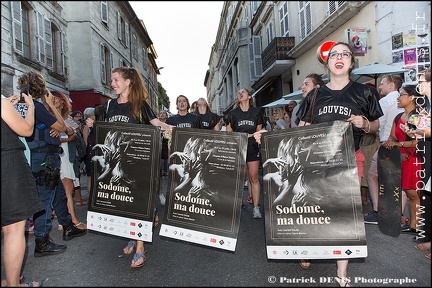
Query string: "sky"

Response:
xmin=129 ymin=1 xmax=224 ymax=113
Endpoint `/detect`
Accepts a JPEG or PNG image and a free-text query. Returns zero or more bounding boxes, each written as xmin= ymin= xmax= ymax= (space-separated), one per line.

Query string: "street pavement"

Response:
xmin=1 ymin=174 xmax=431 ymax=287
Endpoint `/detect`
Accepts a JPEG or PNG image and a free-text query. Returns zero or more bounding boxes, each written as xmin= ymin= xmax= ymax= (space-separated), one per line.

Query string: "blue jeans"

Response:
xmin=31 ymin=152 xmax=72 ymax=238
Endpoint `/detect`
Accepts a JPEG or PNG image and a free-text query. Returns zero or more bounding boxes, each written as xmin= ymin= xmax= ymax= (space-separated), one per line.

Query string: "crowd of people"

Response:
xmin=254 ymin=43 xmax=430 ymax=285
xmin=1 ymin=42 xmax=430 ymax=286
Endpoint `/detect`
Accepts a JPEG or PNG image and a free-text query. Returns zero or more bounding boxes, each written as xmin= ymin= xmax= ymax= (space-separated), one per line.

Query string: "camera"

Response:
xmin=19 ymin=84 xmax=29 ymax=103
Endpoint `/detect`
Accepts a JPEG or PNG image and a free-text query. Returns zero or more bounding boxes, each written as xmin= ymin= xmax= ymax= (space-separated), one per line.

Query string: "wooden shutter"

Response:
xmin=11 ymin=1 xmax=23 ymax=54
xmin=45 ymin=18 xmax=53 ymax=68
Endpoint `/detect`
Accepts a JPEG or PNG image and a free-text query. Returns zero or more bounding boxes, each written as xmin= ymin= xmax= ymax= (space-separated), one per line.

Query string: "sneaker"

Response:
xmin=364 ymin=211 xmax=378 ymax=224
xmin=253 ymin=207 xmax=262 ymax=219
xmin=159 ymin=194 xmax=166 ymax=206
xmin=63 ymin=224 xmax=87 ymax=241
xmin=247 ymin=196 xmax=253 ymax=204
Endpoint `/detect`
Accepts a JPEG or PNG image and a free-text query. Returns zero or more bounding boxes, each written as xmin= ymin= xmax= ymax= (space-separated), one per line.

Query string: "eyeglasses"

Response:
xmin=328 ymin=51 xmax=352 ymax=59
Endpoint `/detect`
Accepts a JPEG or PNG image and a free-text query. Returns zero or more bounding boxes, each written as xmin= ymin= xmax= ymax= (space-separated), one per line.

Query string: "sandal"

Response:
xmin=74 ymin=222 xmax=87 ymax=230
xmin=76 ymin=199 xmax=88 ymax=206
xmin=123 ymin=240 xmax=137 ymax=255
xmin=415 ymin=242 xmax=431 ymax=251
xmin=334 ymin=276 xmax=351 ymax=287
xmin=24 ymin=280 xmax=43 ymax=287
xmin=426 ymin=253 xmax=431 ymax=259
xmin=299 ymin=259 xmax=311 ymax=269
xmin=131 ymin=252 xmax=146 ymax=269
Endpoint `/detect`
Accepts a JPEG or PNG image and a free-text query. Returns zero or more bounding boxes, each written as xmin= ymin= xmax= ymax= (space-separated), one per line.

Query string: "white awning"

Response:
xmin=282 ymin=90 xmax=302 ymax=100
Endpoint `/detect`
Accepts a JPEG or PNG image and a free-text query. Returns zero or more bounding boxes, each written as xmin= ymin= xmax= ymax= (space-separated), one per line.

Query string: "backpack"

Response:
xmin=68 ymin=129 xmax=86 ymax=162
xmin=75 ymin=131 xmax=87 ymax=160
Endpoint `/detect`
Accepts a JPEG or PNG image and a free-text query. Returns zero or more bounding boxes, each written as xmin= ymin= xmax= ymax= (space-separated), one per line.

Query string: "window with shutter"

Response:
xmin=100 ymin=44 xmax=106 ymax=84
xmin=117 ymin=12 xmax=128 ymax=46
xmin=101 ymin=1 xmax=108 ymax=26
xmin=266 ymin=22 xmax=274 ymax=45
xmin=60 ymin=31 xmax=66 ymax=74
xmin=306 ymin=3 xmax=311 ymax=35
xmin=11 ymin=1 xmax=24 ymax=54
xmin=299 ymin=1 xmax=311 ymax=39
xmin=249 ymin=36 xmax=262 ymax=81
xmin=132 ymin=34 xmax=138 ymax=60
xmin=45 ymin=18 xmax=53 ymax=68
xmin=328 ymin=1 xmax=345 ymax=16
xmin=279 ymin=2 xmax=289 ymax=37
xmin=117 ymin=12 xmax=121 ymax=41
xmin=142 ymin=47 xmax=148 ymax=70
xmin=125 ymin=23 xmax=129 ymax=47
xmin=36 ymin=12 xmax=45 ymax=64
xmin=109 ymin=52 xmax=113 ymax=76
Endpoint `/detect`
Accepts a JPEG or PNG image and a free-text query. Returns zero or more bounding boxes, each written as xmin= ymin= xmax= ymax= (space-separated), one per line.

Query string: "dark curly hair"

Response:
xmin=17 ymin=71 xmax=47 ymax=99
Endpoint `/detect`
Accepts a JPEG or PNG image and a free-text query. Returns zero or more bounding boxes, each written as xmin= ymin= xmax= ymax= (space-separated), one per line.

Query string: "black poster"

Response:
xmin=87 ymin=122 xmax=161 ymax=242
xmin=260 ymin=121 xmax=367 ymax=259
xmin=160 ymin=128 xmax=247 ymax=251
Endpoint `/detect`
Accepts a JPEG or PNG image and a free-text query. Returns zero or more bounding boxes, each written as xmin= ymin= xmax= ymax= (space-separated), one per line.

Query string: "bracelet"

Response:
xmin=361 ymin=116 xmax=371 ymax=133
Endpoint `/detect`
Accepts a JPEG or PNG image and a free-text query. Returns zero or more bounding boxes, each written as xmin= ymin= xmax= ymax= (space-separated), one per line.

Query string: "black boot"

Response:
xmin=34 ymin=235 xmax=67 ymax=257
xmin=63 ymin=221 xmax=87 ymax=241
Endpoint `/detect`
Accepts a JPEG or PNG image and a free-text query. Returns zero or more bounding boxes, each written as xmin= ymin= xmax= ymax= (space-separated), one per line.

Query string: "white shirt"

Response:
xmin=378 ymin=91 xmax=404 ymax=142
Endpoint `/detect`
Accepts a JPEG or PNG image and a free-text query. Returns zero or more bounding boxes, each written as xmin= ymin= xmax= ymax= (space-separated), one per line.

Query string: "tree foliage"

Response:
xmin=158 ymin=82 xmax=170 ymax=111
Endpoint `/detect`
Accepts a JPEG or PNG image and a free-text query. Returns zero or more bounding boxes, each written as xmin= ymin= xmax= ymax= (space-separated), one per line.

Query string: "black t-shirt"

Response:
xmin=166 ymin=113 xmax=201 ymax=128
xmin=297 ymin=81 xmax=383 ymax=151
xmin=226 ymin=106 xmax=264 ymax=134
xmin=226 ymin=106 xmax=264 ymax=145
xmin=98 ymin=99 xmax=157 ymax=124
xmin=198 ymin=112 xmax=220 ymax=129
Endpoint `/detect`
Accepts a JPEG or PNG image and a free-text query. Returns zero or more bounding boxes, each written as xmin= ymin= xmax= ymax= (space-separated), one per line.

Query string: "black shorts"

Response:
xmin=246 ymin=142 xmax=260 ymax=162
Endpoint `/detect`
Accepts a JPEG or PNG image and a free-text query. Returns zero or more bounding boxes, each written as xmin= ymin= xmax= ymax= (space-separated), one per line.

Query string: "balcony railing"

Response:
xmin=261 ymin=37 xmax=295 ymax=72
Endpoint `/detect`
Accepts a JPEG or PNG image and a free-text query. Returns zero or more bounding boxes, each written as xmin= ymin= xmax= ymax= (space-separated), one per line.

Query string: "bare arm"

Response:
xmin=382 ymin=121 xmax=398 ymax=149
xmin=1 ymin=95 xmax=35 ymax=136
xmin=82 ymin=124 xmax=90 ymax=145
xmin=226 ymin=123 xmax=233 ymax=132
xmin=44 ymin=91 xmax=66 ymax=132
xmin=213 ymin=121 xmax=221 ymax=131
xmin=150 ymin=118 xmax=173 ymax=132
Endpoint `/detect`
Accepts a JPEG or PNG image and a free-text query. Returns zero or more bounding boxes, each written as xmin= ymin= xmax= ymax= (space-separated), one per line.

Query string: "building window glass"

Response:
xmin=279 ymin=2 xmax=289 ymax=37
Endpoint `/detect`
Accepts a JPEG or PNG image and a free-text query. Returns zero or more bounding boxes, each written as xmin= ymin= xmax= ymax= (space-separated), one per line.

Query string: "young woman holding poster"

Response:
xmin=226 ymin=88 xmax=264 ymax=219
xmin=296 ymin=42 xmax=383 ymax=286
xmin=86 ymin=66 xmax=173 ymax=269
